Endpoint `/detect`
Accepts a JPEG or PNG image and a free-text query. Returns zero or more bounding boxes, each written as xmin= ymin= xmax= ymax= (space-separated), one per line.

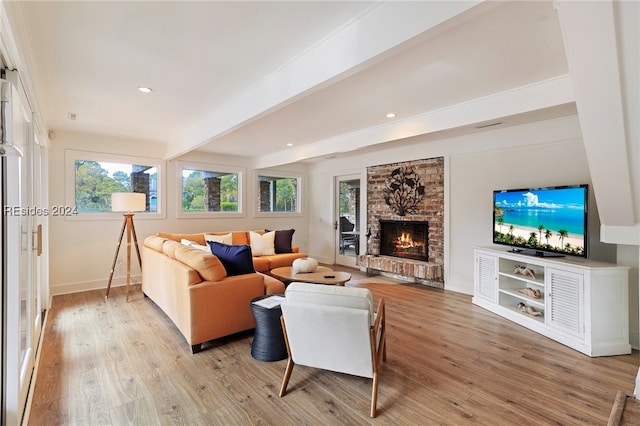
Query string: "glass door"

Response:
xmin=335 ymin=175 xmax=361 ymax=267
xmin=2 ymin=76 xmax=36 ymax=425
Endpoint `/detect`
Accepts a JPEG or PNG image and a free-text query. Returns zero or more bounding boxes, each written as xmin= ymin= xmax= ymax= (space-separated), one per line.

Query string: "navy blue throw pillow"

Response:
xmin=207 ymin=241 xmax=255 ymax=276
xmin=265 ymin=228 xmax=295 ymax=253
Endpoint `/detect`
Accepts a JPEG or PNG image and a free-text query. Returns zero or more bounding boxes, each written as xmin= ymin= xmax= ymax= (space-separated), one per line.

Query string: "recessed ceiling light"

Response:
xmin=386 ymin=112 xmax=396 ymax=118
xmin=286 ymin=143 xmax=294 ymax=147
xmin=137 ymin=86 xmax=153 ymax=93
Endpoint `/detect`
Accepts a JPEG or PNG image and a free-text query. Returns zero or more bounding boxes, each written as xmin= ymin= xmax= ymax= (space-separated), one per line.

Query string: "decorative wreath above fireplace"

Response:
xmin=383 ymin=166 xmax=425 ymax=216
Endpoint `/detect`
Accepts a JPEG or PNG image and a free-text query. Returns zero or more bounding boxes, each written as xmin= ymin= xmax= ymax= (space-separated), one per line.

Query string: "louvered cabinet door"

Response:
xmin=475 ymin=253 xmax=497 ymax=303
xmin=546 ymin=268 xmax=584 ymax=339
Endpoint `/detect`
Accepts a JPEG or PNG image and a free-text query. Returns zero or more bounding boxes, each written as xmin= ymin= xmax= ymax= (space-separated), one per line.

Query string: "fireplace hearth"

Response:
xmin=379 ymin=220 xmax=428 ymax=262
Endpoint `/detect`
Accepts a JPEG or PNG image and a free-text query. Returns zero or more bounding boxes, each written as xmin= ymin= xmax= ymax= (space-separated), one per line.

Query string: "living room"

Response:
xmin=1 ymin=0 xmax=639 ymax=424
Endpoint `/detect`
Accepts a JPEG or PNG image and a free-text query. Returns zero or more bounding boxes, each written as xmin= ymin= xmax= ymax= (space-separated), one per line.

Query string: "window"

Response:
xmin=256 ymin=172 xmax=302 ymax=215
xmin=65 ymin=150 xmax=164 ymax=218
xmin=177 ymin=162 xmax=244 ymax=218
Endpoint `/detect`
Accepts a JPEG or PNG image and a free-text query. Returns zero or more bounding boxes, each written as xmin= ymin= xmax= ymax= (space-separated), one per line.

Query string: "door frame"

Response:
xmin=334 ymin=174 xmax=362 ymax=267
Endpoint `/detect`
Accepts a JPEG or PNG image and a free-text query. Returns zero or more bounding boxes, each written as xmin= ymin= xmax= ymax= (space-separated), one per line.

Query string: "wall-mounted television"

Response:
xmin=493 ymin=185 xmax=588 ymax=258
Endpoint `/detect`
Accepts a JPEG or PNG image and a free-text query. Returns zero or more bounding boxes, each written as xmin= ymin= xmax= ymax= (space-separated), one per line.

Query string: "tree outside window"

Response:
xmin=74 ymin=160 xmax=157 ymax=213
xmin=181 ymin=169 xmax=239 ymax=213
xmin=257 ymin=175 xmax=299 ymax=213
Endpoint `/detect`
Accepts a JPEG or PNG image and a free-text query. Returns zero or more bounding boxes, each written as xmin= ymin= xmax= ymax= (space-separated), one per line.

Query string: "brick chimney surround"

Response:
xmin=357 ymin=157 xmax=444 ymax=289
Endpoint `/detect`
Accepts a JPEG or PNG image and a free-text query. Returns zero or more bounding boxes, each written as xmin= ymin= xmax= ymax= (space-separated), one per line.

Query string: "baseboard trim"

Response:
xmin=51 ymin=274 xmax=142 ymax=296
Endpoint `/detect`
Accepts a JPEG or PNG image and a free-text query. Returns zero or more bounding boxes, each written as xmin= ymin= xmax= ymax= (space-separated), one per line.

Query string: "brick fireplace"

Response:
xmin=358 ymin=157 xmax=444 ymax=288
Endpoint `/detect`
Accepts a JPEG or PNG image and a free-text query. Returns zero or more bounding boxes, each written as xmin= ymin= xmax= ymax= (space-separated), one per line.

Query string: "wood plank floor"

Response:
xmin=28 ymin=267 xmax=639 ymax=425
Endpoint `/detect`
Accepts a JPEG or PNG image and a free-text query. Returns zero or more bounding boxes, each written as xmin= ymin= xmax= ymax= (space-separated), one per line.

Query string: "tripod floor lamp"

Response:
xmin=105 ymin=192 xmax=146 ymax=302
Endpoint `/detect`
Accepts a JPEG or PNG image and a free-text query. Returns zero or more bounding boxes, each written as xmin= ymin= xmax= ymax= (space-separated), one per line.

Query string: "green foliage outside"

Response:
xmin=75 ymin=160 xmax=156 ymax=213
xmin=272 ymin=177 xmax=297 ymax=212
xmin=75 ymin=161 xmax=127 ymax=212
xmin=339 ymin=182 xmax=350 ymax=215
xmin=182 ymin=170 xmax=238 ymax=212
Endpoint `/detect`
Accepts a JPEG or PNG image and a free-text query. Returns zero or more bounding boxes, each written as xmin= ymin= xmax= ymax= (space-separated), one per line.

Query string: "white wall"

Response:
xmin=48 ymin=130 xmax=308 ymax=295
xmin=307 ymin=115 xmax=620 ymax=295
xmin=449 ymin=140 xmax=614 ymax=293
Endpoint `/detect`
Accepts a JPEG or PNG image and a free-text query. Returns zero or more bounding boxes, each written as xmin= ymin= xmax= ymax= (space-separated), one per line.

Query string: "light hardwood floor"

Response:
xmin=28 ymin=267 xmax=639 ymax=425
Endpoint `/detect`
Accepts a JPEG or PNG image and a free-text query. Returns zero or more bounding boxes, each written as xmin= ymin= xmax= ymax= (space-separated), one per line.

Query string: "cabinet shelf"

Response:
xmin=502 ymin=302 xmax=544 ymax=323
xmin=498 ymin=271 xmax=544 ymax=287
xmin=499 ymin=288 xmax=544 ymax=308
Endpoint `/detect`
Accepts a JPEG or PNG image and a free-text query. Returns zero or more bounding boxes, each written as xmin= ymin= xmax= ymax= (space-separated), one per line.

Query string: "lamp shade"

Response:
xmin=111 ymin=192 xmax=146 ymax=212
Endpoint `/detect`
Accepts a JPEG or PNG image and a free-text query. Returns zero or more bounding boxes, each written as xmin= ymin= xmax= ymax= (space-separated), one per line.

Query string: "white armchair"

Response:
xmin=278 ymin=282 xmax=387 ymax=417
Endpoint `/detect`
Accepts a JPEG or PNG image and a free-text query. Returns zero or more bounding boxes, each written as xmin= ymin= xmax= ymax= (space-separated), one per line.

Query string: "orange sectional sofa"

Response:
xmin=142 ymin=230 xmax=307 ymax=353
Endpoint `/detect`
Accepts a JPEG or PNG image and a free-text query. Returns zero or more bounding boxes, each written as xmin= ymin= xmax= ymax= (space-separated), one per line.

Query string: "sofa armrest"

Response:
xmin=259 ymin=272 xmax=285 ymax=294
xmin=187 ymin=274 xmax=265 ymax=345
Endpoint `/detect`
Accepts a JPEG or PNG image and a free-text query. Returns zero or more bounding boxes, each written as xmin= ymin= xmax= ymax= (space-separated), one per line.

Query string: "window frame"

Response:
xmin=64 ymin=149 xmax=165 ymax=220
xmin=254 ymin=170 xmax=303 ymax=217
xmin=176 ymin=161 xmax=245 ymax=219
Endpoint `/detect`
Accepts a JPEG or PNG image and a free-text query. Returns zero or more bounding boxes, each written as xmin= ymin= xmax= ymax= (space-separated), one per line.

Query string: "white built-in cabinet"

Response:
xmin=473 ymin=247 xmax=630 ymax=357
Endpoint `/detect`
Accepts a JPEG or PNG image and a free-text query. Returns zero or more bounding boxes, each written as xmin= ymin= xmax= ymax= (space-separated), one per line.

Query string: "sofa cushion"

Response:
xmin=252 ymin=257 xmax=271 ymax=273
xmin=231 ymin=231 xmax=250 ymax=245
xmin=158 ymin=232 xmax=206 ymax=246
xmin=266 ymin=228 xmax=295 ymax=253
xmin=144 ymin=235 xmax=168 ymax=252
xmin=174 ymin=245 xmax=227 ymax=282
xmin=181 ymin=238 xmax=211 ymax=253
xmin=261 ymin=252 xmax=308 ymax=269
xmin=249 ymin=231 xmax=276 ymax=256
xmin=163 ymin=240 xmax=182 ymax=259
xmin=207 ymin=241 xmax=255 ymax=276
xmin=204 ymin=232 xmax=233 ymax=245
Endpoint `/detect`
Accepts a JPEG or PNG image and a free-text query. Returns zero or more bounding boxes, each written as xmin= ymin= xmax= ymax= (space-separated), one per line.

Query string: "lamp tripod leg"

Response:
xmin=129 ymin=216 xmax=142 ymax=270
xmin=105 ymin=215 xmax=128 ymax=300
xmin=125 ymin=216 xmax=132 ymax=302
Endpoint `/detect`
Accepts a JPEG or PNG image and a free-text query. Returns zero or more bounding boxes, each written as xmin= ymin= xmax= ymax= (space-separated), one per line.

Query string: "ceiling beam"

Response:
xmin=165 ymin=0 xmax=488 ymax=160
xmin=556 ymin=0 xmax=635 ymax=229
xmin=253 ymin=75 xmax=575 ymax=169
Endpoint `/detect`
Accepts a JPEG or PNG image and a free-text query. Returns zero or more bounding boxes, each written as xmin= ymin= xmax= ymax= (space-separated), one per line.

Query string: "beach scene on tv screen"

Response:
xmin=494 ymin=187 xmax=586 ymax=256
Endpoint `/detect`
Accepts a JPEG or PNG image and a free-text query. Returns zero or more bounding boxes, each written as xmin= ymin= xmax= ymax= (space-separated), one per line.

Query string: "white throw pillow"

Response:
xmin=204 ymin=233 xmax=233 ymax=245
xmin=249 ymin=231 xmax=276 ymax=256
xmin=180 ymin=238 xmax=211 ymax=253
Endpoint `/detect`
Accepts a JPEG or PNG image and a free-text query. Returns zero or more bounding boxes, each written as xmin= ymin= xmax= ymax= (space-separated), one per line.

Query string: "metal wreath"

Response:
xmin=383 ymin=166 xmax=425 ymax=216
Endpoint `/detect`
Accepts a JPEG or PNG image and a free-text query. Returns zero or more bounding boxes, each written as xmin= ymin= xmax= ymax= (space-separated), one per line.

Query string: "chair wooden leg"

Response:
xmin=370 ymin=371 xmax=379 ymax=418
xmin=279 ymin=357 xmax=295 ymax=397
xmin=382 ymin=336 xmax=387 ymax=362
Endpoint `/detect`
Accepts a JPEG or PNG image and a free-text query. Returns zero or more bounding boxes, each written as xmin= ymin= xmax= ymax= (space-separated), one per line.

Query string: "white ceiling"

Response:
xmin=10 ymin=0 xmax=573 ymax=166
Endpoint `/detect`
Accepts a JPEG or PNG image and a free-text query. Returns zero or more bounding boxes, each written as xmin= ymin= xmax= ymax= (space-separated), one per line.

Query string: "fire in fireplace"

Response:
xmin=379 ymin=220 xmax=429 ymax=261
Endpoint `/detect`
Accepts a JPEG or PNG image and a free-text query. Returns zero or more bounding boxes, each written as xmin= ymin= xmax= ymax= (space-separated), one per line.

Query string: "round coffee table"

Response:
xmin=270 ymin=266 xmax=351 ymax=286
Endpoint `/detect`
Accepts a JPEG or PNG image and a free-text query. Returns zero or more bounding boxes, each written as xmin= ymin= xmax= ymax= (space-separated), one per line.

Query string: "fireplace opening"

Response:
xmin=379 ymin=220 xmax=429 ymax=261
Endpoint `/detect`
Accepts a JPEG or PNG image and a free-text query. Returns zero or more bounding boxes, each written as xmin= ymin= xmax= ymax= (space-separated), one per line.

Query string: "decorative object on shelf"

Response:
xmin=513 ymin=264 xmax=536 ymax=279
xmin=518 ymin=302 xmax=542 ymax=316
xmin=292 ymin=257 xmax=318 ymax=273
xmin=383 ymin=165 xmax=425 ymax=216
xmin=105 ymin=192 xmax=146 ymax=302
xmin=518 ymin=287 xmax=541 ymax=299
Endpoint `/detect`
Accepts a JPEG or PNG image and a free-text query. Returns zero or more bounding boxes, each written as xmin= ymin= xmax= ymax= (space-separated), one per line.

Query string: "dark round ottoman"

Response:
xmin=250 ymin=295 xmax=288 ymax=362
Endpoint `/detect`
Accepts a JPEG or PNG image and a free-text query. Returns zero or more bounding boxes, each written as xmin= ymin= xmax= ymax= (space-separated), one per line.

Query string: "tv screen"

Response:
xmin=493 ymin=185 xmax=588 ymax=258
